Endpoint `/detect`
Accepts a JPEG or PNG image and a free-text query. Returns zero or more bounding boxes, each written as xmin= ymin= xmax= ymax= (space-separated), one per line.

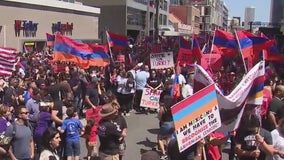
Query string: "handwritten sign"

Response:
xmin=177 ymin=48 xmax=195 ymax=65
xmin=171 ymin=84 xmax=221 ymax=152
xmin=140 ymin=88 xmax=162 ymax=109
xmin=150 ymin=52 xmax=174 ymax=69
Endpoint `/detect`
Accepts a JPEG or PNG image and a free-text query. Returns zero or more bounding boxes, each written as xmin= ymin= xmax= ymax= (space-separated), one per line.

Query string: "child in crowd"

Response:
xmin=59 ymin=107 xmax=84 ymax=160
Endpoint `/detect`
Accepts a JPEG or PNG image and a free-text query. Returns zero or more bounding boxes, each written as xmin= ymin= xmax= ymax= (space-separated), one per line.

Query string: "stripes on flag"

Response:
xmin=0 ymin=47 xmax=17 ymax=77
xmin=172 ymin=84 xmax=218 ymax=129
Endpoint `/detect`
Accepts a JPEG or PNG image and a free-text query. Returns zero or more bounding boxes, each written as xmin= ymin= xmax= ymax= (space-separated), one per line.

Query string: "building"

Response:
xmin=0 ymin=0 xmax=100 ymax=51
xmin=270 ymin=0 xmax=284 ymax=26
xmin=244 ymin=7 xmax=255 ymax=30
xmin=220 ymin=1 xmax=229 ymax=30
xmin=83 ymin=0 xmax=169 ymax=42
xmin=167 ymin=13 xmax=192 ymax=36
xmin=169 ymin=5 xmax=200 ymax=34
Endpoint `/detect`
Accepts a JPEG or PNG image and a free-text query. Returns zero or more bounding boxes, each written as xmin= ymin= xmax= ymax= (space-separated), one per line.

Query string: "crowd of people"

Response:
xmin=0 ymin=45 xmax=283 ymax=160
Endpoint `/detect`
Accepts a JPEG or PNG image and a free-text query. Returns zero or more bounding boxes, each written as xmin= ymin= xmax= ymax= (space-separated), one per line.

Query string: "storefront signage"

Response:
xmin=14 ymin=20 xmax=38 ymax=37
xmin=52 ymin=22 xmax=73 ymax=36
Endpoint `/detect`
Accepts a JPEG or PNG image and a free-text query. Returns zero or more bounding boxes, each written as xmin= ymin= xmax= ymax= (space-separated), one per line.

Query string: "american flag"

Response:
xmin=0 ymin=47 xmax=17 ymax=77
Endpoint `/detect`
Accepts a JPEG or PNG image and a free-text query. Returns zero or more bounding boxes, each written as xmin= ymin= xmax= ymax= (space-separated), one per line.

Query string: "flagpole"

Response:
xmin=234 ymin=30 xmax=248 ymax=73
xmin=208 ymin=29 xmax=216 ymax=67
xmin=105 ymin=31 xmax=115 ymax=64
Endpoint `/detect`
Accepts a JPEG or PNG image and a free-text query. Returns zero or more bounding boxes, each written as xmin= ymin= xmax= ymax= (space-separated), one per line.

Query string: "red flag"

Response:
xmin=236 ymin=30 xmax=273 ymax=59
xmin=212 ymin=30 xmax=238 ymax=57
xmin=106 ymin=31 xmax=128 ymax=50
xmin=192 ymin=35 xmax=202 ymax=62
xmin=46 ymin=33 xmax=55 ymax=47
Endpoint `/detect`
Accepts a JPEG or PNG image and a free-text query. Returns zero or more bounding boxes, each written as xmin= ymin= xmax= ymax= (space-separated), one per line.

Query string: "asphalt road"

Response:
xmin=79 ymin=111 xmax=230 ymax=160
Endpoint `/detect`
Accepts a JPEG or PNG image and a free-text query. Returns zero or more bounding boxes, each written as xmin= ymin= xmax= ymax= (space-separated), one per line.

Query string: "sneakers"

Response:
xmin=125 ymin=113 xmax=131 ymax=116
xmin=160 ymin=154 xmax=168 ymax=160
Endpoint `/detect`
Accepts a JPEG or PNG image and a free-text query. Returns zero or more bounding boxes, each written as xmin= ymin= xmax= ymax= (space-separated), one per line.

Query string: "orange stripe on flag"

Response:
xmin=174 ymin=98 xmax=218 ymax=129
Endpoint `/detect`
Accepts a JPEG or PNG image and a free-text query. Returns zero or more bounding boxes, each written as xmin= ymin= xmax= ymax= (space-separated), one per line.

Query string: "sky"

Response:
xmin=223 ymin=0 xmax=270 ymax=22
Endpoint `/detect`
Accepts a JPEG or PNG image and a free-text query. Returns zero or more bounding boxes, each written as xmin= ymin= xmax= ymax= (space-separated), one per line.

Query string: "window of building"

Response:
xmin=127 ymin=7 xmax=146 ymax=26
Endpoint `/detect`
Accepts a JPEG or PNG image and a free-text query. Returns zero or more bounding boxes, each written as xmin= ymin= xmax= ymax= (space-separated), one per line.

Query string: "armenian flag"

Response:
xmin=53 ymin=34 xmax=110 ymax=69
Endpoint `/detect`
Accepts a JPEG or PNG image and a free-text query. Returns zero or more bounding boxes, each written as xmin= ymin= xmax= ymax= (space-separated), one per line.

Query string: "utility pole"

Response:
xmin=154 ymin=0 xmax=160 ymax=44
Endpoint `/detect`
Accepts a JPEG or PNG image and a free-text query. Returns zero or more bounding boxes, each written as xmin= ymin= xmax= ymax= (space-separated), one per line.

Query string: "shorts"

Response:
xmin=65 ymin=141 xmax=80 ymax=156
xmin=159 ymin=121 xmax=174 ymax=136
xmin=99 ymin=152 xmax=119 ymax=160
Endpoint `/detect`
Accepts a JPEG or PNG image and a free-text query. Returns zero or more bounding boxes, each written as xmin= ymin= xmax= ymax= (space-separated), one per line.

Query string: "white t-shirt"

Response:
xmin=182 ymin=84 xmax=193 ymax=98
xmin=271 ymin=128 xmax=284 ymax=160
xmin=171 ymin=74 xmax=186 ymax=84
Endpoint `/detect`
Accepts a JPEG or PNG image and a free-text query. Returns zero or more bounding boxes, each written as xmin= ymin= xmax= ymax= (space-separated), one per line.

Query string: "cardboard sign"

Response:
xmin=150 ymin=52 xmax=174 ymax=69
xmin=171 ymin=84 xmax=221 ymax=152
xmin=140 ymin=88 xmax=162 ymax=109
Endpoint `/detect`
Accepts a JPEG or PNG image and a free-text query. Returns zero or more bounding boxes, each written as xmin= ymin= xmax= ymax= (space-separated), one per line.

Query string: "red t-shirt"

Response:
xmin=85 ymin=107 xmax=102 ymax=143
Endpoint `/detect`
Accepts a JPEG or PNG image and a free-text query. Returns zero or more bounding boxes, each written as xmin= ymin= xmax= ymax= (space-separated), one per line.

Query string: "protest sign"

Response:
xmin=140 ymin=88 xmax=162 ymax=109
xmin=150 ymin=52 xmax=174 ymax=69
xmin=171 ymin=84 xmax=221 ymax=152
xmin=177 ymin=48 xmax=195 ymax=65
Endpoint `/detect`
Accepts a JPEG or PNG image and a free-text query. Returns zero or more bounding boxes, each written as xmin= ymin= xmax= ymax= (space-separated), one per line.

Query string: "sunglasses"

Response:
xmin=20 ymin=112 xmax=29 ymax=115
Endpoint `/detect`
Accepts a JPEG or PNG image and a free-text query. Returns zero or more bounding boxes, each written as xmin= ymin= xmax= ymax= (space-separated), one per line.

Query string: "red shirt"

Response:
xmin=85 ymin=107 xmax=102 ymax=143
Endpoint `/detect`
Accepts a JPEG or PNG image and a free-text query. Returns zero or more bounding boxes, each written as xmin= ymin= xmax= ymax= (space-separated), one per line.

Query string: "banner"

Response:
xmin=171 ymin=84 xmax=221 ymax=152
xmin=150 ymin=52 xmax=174 ymax=69
xmin=140 ymin=88 xmax=162 ymax=109
xmin=193 ymin=61 xmax=265 ymax=132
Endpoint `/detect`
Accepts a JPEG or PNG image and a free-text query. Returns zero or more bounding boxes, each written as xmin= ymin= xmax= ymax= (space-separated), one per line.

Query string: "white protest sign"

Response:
xmin=172 ymin=84 xmax=221 ymax=152
xmin=150 ymin=52 xmax=174 ymax=69
xmin=140 ymin=88 xmax=162 ymax=109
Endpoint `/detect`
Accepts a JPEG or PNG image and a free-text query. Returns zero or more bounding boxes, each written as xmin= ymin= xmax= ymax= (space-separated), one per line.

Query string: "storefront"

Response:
xmin=0 ymin=0 xmax=100 ymax=52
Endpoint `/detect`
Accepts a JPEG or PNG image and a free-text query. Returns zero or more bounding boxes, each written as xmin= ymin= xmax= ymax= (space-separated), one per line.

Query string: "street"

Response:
xmin=80 ymin=111 xmax=229 ymax=160
xmin=80 ymin=112 xmax=160 ymax=160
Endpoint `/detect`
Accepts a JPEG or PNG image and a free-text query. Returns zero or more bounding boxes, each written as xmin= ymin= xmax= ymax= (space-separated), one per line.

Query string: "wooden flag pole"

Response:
xmin=234 ymin=30 xmax=248 ymax=73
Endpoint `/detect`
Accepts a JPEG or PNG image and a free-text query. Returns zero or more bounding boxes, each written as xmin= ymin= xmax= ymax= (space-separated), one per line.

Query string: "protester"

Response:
xmin=157 ymin=95 xmax=175 ymax=160
xmin=267 ymin=85 xmax=284 ymax=131
xmin=0 ymin=104 xmax=12 ymax=157
xmin=26 ymin=88 xmax=41 ymax=130
xmin=5 ymin=105 xmax=35 ymax=160
xmin=59 ymin=107 xmax=84 ymax=160
xmin=97 ymin=102 xmax=126 ymax=160
xmin=271 ymin=117 xmax=284 ymax=160
xmin=117 ymin=71 xmax=135 ymax=116
xmin=39 ymin=127 xmax=61 ymax=160
xmin=34 ymin=101 xmax=53 ymax=154
xmin=134 ymin=65 xmax=150 ymax=112
xmin=235 ymin=114 xmax=274 ymax=160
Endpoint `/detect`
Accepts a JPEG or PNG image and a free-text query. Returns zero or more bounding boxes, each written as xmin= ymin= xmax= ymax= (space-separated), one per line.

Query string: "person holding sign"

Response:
xmin=145 ymin=70 xmax=163 ymax=114
xmin=146 ymin=70 xmax=163 ymax=90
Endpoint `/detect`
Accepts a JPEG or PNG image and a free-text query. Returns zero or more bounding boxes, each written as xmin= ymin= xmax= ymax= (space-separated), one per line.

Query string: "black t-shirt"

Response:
xmin=113 ymin=115 xmax=127 ymax=133
xmin=69 ymin=78 xmax=82 ymax=97
xmin=98 ymin=119 xmax=122 ymax=155
xmin=235 ymin=128 xmax=272 ymax=160
xmin=85 ymin=86 xmax=99 ymax=106
xmin=47 ymin=84 xmax=62 ymax=101
xmin=147 ymin=77 xmax=162 ymax=89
